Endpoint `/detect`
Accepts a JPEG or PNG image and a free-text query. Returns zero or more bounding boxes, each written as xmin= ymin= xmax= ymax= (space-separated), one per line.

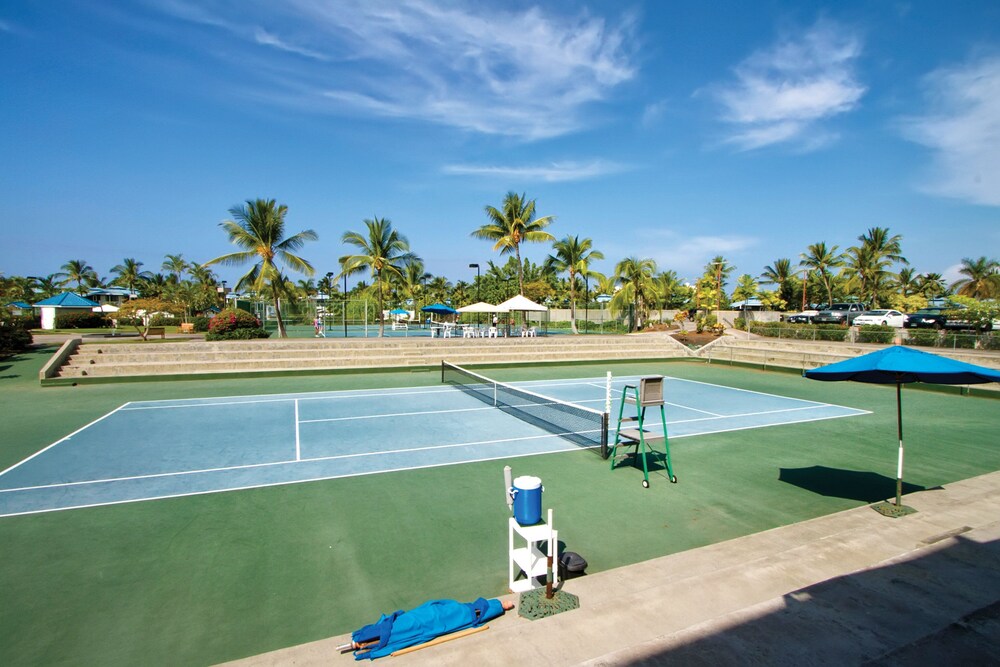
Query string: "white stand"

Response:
xmin=508 ymin=509 xmax=558 ymax=593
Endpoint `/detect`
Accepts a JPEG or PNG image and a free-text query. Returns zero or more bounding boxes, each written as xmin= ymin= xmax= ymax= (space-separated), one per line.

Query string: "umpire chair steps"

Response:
xmin=610 ymin=376 xmax=677 ymax=487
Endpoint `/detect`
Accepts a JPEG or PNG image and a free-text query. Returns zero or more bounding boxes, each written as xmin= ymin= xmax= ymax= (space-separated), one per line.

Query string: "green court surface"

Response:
xmin=1 ymin=347 xmax=998 ymax=666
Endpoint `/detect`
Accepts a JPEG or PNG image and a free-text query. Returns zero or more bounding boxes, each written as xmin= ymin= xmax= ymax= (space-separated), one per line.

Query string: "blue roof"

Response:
xmin=7 ymin=301 xmax=33 ymax=309
xmin=33 ymin=292 xmax=100 ymax=308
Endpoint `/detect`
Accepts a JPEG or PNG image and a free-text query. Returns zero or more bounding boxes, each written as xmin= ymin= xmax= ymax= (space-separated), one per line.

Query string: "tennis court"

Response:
xmin=0 ymin=364 xmax=867 ymax=518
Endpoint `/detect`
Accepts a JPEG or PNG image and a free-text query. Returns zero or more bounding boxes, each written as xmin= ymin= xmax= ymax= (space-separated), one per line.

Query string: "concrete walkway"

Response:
xmin=224 ymin=470 xmax=1000 ymax=666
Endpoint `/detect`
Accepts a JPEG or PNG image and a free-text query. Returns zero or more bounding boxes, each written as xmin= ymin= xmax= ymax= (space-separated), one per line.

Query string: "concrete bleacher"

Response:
xmin=45 ymin=334 xmax=694 ymax=383
xmin=698 ymin=335 xmax=1000 ymax=374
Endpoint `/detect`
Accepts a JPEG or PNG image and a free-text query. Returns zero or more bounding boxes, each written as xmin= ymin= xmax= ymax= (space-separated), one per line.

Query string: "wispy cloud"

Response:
xmin=900 ymin=55 xmax=1000 ymax=207
xmin=253 ymin=27 xmax=328 ymax=61
xmin=704 ymin=19 xmax=865 ymax=151
xmin=443 ymin=160 xmax=628 ymax=182
xmin=604 ymin=230 xmax=758 ymax=278
xmin=150 ymin=0 xmax=637 ymax=140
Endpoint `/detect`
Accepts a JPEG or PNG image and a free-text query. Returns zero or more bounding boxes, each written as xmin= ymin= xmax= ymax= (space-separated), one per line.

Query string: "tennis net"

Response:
xmin=441 ymin=361 xmax=609 ymax=457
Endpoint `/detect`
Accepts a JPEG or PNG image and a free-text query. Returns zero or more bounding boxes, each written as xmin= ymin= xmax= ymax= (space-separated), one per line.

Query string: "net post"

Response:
xmin=605 ymin=371 xmax=612 ymax=415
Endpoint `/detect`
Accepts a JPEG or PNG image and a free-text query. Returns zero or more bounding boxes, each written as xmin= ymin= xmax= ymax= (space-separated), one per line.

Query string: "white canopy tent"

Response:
xmin=496 ymin=295 xmax=547 ymax=312
xmin=496 ymin=295 xmax=549 ymax=334
xmin=456 ymin=301 xmax=505 ymax=313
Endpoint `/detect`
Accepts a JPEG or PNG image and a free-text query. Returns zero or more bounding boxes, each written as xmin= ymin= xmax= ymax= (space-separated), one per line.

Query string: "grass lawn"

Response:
xmin=1 ymin=346 xmax=998 ymax=665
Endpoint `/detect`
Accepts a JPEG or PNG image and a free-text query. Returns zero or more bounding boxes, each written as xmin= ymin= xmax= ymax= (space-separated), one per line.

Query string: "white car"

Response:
xmin=853 ymin=309 xmax=907 ymax=327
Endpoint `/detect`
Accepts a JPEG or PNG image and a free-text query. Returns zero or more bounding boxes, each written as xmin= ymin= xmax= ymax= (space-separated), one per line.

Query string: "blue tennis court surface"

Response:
xmin=0 ymin=375 xmax=868 ymax=517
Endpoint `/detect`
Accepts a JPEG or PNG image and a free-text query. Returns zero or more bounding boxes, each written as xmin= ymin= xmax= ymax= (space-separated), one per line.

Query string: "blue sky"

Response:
xmin=2 ymin=0 xmax=998 ymax=290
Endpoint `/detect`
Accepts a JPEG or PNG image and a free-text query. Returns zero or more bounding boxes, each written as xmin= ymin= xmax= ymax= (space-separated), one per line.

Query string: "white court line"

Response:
xmin=0 ymin=444 xmax=586 ymax=519
xmin=0 ymin=429 xmax=582 ymax=494
xmin=664 ymin=401 xmax=723 ymax=417
xmin=294 ymin=399 xmax=301 ymax=462
xmin=0 ymin=403 xmax=132 ymax=478
xmin=664 ymin=375 xmax=845 ymax=408
xmin=666 ymin=410 xmax=870 ymax=440
xmin=299 ymin=404 xmax=492 ymax=424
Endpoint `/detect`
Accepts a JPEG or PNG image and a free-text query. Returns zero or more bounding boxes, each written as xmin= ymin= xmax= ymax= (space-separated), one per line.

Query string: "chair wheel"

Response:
xmin=642 ymin=480 xmax=649 ymax=488
xmin=670 ymin=475 xmax=678 ymax=483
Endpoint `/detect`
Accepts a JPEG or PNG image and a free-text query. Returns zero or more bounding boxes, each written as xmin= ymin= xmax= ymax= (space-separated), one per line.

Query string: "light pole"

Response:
xmin=343 ymin=273 xmax=348 ymax=338
xmin=325 ymin=272 xmax=334 ymax=332
xmin=217 ymin=280 xmax=227 ymax=309
xmin=709 ymin=262 xmax=724 ymax=327
xmin=801 ymin=270 xmax=808 ymax=312
xmin=469 ymin=263 xmax=480 ymax=327
xmin=584 ymin=273 xmax=589 ymax=334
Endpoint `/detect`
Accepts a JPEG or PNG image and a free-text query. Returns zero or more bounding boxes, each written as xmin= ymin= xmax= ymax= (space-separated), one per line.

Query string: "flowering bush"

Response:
xmin=206 ymin=308 xmax=270 ymax=341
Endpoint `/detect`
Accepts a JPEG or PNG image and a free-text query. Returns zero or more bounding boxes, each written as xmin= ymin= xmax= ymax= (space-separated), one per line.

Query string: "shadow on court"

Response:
xmin=628 ymin=535 xmax=1000 ymax=665
xmin=779 ymin=465 xmax=932 ymax=503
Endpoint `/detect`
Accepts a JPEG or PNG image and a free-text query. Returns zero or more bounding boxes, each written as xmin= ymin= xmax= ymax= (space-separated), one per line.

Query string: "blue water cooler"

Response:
xmin=510 ymin=475 xmax=543 ymax=525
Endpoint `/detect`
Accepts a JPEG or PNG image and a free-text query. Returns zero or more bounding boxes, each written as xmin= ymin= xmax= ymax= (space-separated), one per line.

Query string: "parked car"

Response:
xmin=812 ymin=303 xmax=869 ymax=325
xmin=785 ymin=309 xmax=819 ymax=324
xmin=903 ymin=307 xmax=949 ymax=330
xmin=852 ymin=309 xmax=908 ymax=328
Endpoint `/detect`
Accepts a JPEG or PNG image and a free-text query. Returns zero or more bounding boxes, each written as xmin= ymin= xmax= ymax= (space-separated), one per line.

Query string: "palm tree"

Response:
xmin=110 ymin=258 xmax=151 ymax=294
xmin=654 ymin=270 xmax=683 ymax=322
xmin=732 ymin=274 xmax=759 ymax=303
xmin=162 ymin=254 xmax=190 ymax=283
xmin=544 ymin=236 xmax=604 ymax=333
xmin=893 ymin=267 xmax=920 ymax=298
xmin=205 ymin=198 xmax=318 ymax=338
xmin=919 ymin=272 xmax=947 ymax=299
xmin=57 ymin=259 xmax=96 ymax=294
xmin=800 ymin=242 xmax=844 ymax=307
xmin=761 ymin=258 xmax=795 ymax=306
xmin=472 ymin=192 xmax=555 ymax=295
xmin=950 ymin=256 xmax=1000 ymax=298
xmin=340 ymin=216 xmax=417 ymax=337
xmin=397 ymin=259 xmax=432 ymax=314
xmin=613 ymin=256 xmax=657 ymax=331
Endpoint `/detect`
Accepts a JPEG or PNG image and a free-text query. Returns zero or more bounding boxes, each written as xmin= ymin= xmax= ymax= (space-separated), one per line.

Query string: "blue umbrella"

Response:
xmin=420 ymin=303 xmax=457 ymax=315
xmin=389 ymin=308 xmax=408 ymax=315
xmin=805 ymin=345 xmax=1000 ymax=511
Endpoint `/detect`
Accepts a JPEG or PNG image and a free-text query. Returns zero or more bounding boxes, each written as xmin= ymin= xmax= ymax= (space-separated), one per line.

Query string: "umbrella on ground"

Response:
xmin=804 ymin=345 xmax=1000 ymax=515
xmin=420 ymin=303 xmax=458 ymax=315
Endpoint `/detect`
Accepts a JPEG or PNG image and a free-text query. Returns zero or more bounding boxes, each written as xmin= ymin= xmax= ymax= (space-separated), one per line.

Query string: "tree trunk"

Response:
xmin=274 ymin=297 xmax=286 ymax=338
xmin=570 ymin=269 xmax=578 ymax=334
xmin=515 ymin=245 xmax=524 ymax=295
xmin=377 ymin=270 xmax=385 ymax=338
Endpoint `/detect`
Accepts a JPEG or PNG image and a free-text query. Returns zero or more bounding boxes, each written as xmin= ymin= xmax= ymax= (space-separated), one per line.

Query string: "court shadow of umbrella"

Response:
xmin=779 ymin=466 xmax=930 ymax=503
xmin=804 ymin=345 xmax=1000 ymax=517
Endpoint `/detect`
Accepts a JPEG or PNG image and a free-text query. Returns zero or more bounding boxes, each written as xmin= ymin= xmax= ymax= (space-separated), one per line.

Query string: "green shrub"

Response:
xmin=192 ymin=315 xmax=211 ymax=332
xmin=206 ymin=308 xmax=270 ymax=341
xmin=980 ymin=335 xmax=1000 ymax=351
xmin=941 ymin=333 xmax=977 ymax=349
xmin=814 ymin=324 xmax=848 ymax=342
xmin=0 ymin=319 xmax=33 ymax=353
xmin=148 ymin=313 xmax=177 ymax=327
xmin=55 ymin=311 xmax=110 ymax=329
xmin=904 ymin=329 xmax=940 ymax=347
xmin=856 ymin=325 xmax=896 ymax=344
xmin=116 ymin=316 xmax=143 ymax=327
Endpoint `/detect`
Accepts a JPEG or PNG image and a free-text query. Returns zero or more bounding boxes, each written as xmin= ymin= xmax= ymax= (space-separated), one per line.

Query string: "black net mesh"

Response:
xmin=442 ymin=361 xmax=608 ymax=456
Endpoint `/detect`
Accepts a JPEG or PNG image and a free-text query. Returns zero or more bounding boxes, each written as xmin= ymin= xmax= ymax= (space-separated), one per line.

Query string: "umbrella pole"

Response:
xmin=895 ymin=382 xmax=903 ymax=507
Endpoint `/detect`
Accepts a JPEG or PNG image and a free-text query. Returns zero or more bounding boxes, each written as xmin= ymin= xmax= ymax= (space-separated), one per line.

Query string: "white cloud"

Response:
xmin=442 ymin=160 xmax=628 ymax=182
xmin=900 ymin=56 xmax=1000 ymax=206
xmin=604 ymin=230 xmax=758 ymax=278
xmin=152 ymin=0 xmax=637 ymax=140
xmin=705 ymin=19 xmax=865 ymax=151
xmin=253 ymin=27 xmax=328 ymax=61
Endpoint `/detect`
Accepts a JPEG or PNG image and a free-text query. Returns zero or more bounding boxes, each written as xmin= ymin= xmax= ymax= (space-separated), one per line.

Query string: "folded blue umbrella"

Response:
xmin=352 ymin=597 xmax=504 ymax=660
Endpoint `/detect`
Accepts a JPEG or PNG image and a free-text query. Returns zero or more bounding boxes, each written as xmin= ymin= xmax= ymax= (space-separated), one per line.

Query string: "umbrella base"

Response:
xmin=871 ymin=501 xmax=917 ymax=518
xmin=518 ymin=588 xmax=580 ymax=620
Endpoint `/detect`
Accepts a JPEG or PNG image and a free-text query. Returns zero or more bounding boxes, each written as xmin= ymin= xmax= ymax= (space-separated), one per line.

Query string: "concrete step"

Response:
xmin=57 ymin=337 xmax=688 ymax=379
